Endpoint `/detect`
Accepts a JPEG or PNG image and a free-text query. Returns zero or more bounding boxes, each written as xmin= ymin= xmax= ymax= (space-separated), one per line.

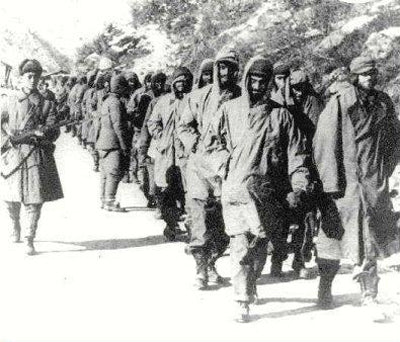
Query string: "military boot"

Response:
xmin=207 ymin=259 xmax=224 ymax=285
xmin=234 ymin=301 xmax=250 ymax=323
xmin=104 ymin=200 xmax=127 ymax=213
xmin=6 ymin=202 xmax=22 ymax=243
xmin=11 ymin=222 xmax=21 ymax=243
xmin=354 ymin=263 xmax=387 ymax=321
xmin=26 ymin=238 xmax=36 ymax=256
xmin=249 ymin=284 xmax=260 ymax=305
xmin=25 ymin=204 xmax=41 ymax=255
xmin=317 ymin=258 xmax=340 ymax=309
xmin=163 ymin=225 xmax=177 ymax=242
xmin=121 ymin=172 xmax=131 ymax=184
xmin=193 ymin=251 xmax=208 ymax=290
xmin=270 ymin=261 xmax=283 ymax=278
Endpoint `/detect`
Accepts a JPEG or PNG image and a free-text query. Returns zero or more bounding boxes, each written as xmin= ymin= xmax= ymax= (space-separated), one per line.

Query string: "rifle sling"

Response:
xmin=1 ymin=146 xmax=37 ymax=179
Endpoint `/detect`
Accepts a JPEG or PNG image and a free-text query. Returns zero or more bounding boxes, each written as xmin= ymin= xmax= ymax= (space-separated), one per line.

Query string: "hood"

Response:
xmin=110 ymin=74 xmax=129 ymax=96
xmin=240 ymin=55 xmax=273 ymax=107
xmin=151 ymin=72 xmax=167 ymax=95
xmin=87 ymin=69 xmax=98 ymax=88
xmin=204 ymin=49 xmax=240 ymax=118
xmin=213 ymin=48 xmax=239 ymax=92
xmin=95 ymin=71 xmax=112 ymax=90
xmin=171 ymin=67 xmax=193 ymax=95
xmin=124 ymin=71 xmax=142 ymax=91
xmin=196 ymin=58 xmax=214 ymax=89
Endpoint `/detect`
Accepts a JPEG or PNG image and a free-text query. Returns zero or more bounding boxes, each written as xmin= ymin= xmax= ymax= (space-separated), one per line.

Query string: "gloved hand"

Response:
xmin=286 ymin=190 xmax=305 ymax=209
xmin=9 ymin=131 xmax=42 ymax=145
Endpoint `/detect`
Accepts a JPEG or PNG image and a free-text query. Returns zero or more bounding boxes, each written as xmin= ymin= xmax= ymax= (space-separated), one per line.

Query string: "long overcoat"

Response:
xmin=1 ymin=89 xmax=63 ymax=204
xmin=313 ymin=85 xmax=400 ymax=263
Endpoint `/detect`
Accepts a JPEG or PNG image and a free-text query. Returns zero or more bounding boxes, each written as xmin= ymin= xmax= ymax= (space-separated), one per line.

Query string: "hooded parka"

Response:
xmin=216 ymin=56 xmax=312 ymax=237
xmin=147 ymin=67 xmax=193 ymax=188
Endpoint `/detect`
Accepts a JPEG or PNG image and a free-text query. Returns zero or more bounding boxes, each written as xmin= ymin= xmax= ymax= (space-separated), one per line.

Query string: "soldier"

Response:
xmin=126 ymin=72 xmax=153 ymax=184
xmin=213 ymin=55 xmax=311 ymax=322
xmin=177 ymin=58 xmax=213 ymax=234
xmin=313 ymin=56 xmax=400 ymax=319
xmin=95 ymin=74 xmax=131 ymax=212
xmin=120 ymin=71 xmax=141 ymax=183
xmin=67 ymin=76 xmax=80 ymax=136
xmin=1 ymin=59 xmax=63 ymax=255
xmin=137 ymin=72 xmax=167 ymax=208
xmin=178 ymin=50 xmax=241 ymax=289
xmin=270 ymin=62 xmax=293 ymax=107
xmin=87 ymin=72 xmax=112 ymax=174
xmin=39 ymin=79 xmax=56 ymax=102
xmin=81 ymin=70 xmax=98 ymax=154
xmin=148 ymin=67 xmax=193 ymax=240
xmin=74 ymin=75 xmax=88 ymax=146
xmin=283 ymin=69 xmax=324 ymax=278
xmin=55 ymin=76 xmax=70 ymax=122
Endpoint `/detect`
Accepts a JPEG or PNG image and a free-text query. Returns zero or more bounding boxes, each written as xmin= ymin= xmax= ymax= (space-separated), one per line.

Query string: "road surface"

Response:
xmin=0 ymin=132 xmax=399 ymax=341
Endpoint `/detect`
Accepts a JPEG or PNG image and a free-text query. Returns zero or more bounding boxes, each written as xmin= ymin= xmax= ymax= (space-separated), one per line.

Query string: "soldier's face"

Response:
xmin=174 ymin=80 xmax=185 ymax=93
xmin=201 ymin=71 xmax=212 ymax=85
xmin=153 ymin=81 xmax=163 ymax=93
xmin=249 ymin=74 xmax=269 ymax=98
xmin=291 ymin=83 xmax=306 ymax=102
xmin=22 ymin=72 xmax=40 ymax=91
xmin=358 ymin=70 xmax=377 ymax=90
xmin=218 ymin=62 xmax=237 ymax=88
xmin=274 ymin=74 xmax=286 ymax=89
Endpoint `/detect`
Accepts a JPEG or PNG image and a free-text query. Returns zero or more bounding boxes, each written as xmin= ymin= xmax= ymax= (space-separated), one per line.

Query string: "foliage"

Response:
xmin=75 ymin=24 xmax=150 ymax=68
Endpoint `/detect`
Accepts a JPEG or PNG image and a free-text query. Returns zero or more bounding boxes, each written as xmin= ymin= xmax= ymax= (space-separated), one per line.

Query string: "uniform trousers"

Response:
xmin=5 ymin=201 xmax=43 ymax=240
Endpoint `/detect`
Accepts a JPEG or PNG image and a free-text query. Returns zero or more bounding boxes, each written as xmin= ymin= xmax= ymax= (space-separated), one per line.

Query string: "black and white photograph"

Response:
xmin=1 ymin=0 xmax=400 ymax=341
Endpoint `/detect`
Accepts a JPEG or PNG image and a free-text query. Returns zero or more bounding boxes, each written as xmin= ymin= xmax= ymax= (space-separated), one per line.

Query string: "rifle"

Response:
xmin=1 ymin=118 xmax=77 ymax=155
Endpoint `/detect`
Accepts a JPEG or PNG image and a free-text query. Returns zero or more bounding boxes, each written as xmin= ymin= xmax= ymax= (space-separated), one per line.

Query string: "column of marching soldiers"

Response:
xmin=2 ymin=51 xmax=400 ymax=323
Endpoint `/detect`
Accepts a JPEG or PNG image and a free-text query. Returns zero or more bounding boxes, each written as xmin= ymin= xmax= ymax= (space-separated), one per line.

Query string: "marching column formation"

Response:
xmin=1 ymin=53 xmax=400 ymax=323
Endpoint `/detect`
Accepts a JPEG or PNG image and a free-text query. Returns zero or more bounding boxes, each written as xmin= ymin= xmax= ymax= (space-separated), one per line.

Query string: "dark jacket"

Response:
xmin=95 ymin=93 xmax=130 ymax=151
xmin=314 ymin=85 xmax=400 ymax=262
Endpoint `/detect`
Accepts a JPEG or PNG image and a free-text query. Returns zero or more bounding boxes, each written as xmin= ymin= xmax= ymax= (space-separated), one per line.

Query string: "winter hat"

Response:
xmin=350 ymin=56 xmax=376 ymax=74
xmin=273 ymin=62 xmax=290 ymax=76
xmin=110 ymin=74 xmax=129 ymax=96
xmin=248 ymin=58 xmax=273 ymax=77
xmin=19 ymin=59 xmax=43 ymax=76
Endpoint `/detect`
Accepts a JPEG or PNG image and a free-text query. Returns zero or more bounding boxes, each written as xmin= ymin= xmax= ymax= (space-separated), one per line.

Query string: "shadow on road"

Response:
xmin=39 ymin=234 xmax=183 ymax=253
xmin=124 ymin=206 xmax=157 ymax=212
xmin=256 ymin=268 xmax=318 ymax=285
xmin=252 ymin=293 xmax=360 ymax=321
